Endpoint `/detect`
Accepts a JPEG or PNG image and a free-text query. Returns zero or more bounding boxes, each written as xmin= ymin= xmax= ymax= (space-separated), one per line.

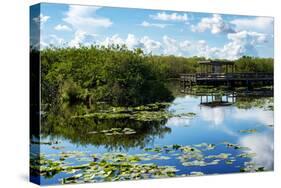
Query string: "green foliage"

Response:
xmin=38 ymin=45 xmax=273 ymax=107
xmin=235 ymin=56 xmax=273 ymax=73
xmin=148 ymin=55 xmax=205 ymax=78
xmin=40 ymin=45 xmax=174 ymax=107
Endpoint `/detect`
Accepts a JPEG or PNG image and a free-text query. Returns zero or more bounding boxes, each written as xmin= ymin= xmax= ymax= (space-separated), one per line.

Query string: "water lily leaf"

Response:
xmin=237 ymin=152 xmax=256 ymax=158
xmin=88 ymin=131 xmax=98 ymax=134
xmin=172 ymin=144 xmax=181 ymax=150
xmin=240 ymin=162 xmax=265 ymax=172
xmin=225 ymin=159 xmax=235 ymax=165
xmin=239 ymin=129 xmax=258 ymax=133
xmin=190 ymin=171 xmax=204 ymax=176
xmin=51 ymin=146 xmax=65 ymax=150
xmin=206 ymin=153 xmax=231 ymax=159
xmin=223 ymin=142 xmax=250 ymax=150
xmin=182 ymin=160 xmax=207 ymax=166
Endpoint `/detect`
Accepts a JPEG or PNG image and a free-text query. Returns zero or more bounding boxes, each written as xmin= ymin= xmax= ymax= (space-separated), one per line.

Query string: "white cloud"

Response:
xmin=139 ymin=36 xmax=162 ymax=53
xmin=230 ymin=17 xmax=273 ymax=33
xmin=63 ymin=5 xmax=112 ymax=35
xmin=166 ymin=117 xmax=191 ymax=127
xmin=100 ymin=34 xmax=161 ymax=53
xmin=162 ymin=35 xmax=179 ymax=54
xmin=187 ymin=31 xmax=269 ymax=60
xmin=140 ymin=21 xmax=169 ymax=28
xmin=239 ymin=131 xmax=273 ymax=170
xmin=54 ymin=24 xmax=72 ymax=31
xmin=125 ymin=34 xmax=141 ymax=49
xmin=227 ymin=31 xmax=267 ymax=44
xmin=179 ymin=40 xmax=192 ymax=50
xmin=189 ymin=40 xmax=220 ymax=59
xmin=38 ymin=35 xmax=65 ymax=49
xmin=100 ymin=34 xmax=125 ymax=47
xmin=54 ymin=28 xmax=268 ymax=60
xmin=221 ymin=31 xmax=268 ymax=59
xmin=160 ymin=36 xmax=192 ymax=56
xmin=69 ymin=31 xmax=97 ymax=47
xmin=200 ymin=106 xmax=225 ymax=126
xmin=150 ymin=12 xmax=188 ymax=22
xmin=102 ymin=34 xmax=180 ymax=55
xmin=191 ymin=14 xmax=234 ymax=34
xmin=232 ymin=107 xmax=273 ymax=125
xmin=48 ymin=34 xmax=65 ymax=46
xmin=33 ymin=13 xmax=50 ymax=29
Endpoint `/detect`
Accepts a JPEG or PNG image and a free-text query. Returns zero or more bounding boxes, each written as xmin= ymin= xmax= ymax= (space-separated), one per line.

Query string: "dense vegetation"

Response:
xmin=37 ymin=45 xmax=273 ymax=107
xmin=234 ymin=56 xmax=273 ymax=73
xmin=40 ymin=45 xmax=174 ymax=107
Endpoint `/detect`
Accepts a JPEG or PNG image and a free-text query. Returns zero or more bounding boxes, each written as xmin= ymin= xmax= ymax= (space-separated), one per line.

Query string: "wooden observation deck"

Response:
xmin=180 ymin=60 xmax=273 ymax=87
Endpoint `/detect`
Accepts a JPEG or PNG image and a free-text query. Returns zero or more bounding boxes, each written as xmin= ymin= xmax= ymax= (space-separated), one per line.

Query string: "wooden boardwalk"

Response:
xmin=180 ymin=72 xmax=273 ymax=87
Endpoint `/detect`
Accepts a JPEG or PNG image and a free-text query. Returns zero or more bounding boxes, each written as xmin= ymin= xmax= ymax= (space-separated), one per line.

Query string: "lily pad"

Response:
xmin=206 ymin=153 xmax=231 ymax=159
xmin=237 ymin=152 xmax=257 ymax=158
xmin=239 ymin=129 xmax=258 ymax=134
xmin=190 ymin=171 xmax=204 ymax=176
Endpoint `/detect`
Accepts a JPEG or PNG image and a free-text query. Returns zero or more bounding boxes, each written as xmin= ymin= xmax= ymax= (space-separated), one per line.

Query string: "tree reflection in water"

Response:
xmin=37 ymin=103 xmax=171 ymax=151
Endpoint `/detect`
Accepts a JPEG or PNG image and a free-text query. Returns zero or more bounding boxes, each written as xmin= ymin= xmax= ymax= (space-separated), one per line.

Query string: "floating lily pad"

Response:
xmin=240 ymin=162 xmax=265 ymax=172
xmin=206 ymin=153 xmax=231 ymax=159
xmin=32 ymin=141 xmax=264 ymax=183
xmin=194 ymin=143 xmax=216 ymax=150
xmin=223 ymin=142 xmax=250 ymax=150
xmin=180 ymin=112 xmax=196 ymax=117
xmin=182 ymin=159 xmax=219 ymax=167
xmin=239 ymin=129 xmax=258 ymax=134
xmin=51 ymin=146 xmax=65 ymax=150
xmin=88 ymin=128 xmax=137 ymax=136
xmin=225 ymin=159 xmax=236 ymax=165
xmin=190 ymin=171 xmax=204 ymax=176
xmin=237 ymin=153 xmax=257 ymax=158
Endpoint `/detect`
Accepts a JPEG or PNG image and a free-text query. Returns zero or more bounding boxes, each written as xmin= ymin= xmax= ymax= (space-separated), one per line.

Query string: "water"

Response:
xmin=30 ymin=92 xmax=274 ymax=185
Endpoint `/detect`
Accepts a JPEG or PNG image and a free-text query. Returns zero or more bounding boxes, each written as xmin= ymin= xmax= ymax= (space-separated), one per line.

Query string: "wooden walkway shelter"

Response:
xmin=180 ymin=60 xmax=273 ymax=88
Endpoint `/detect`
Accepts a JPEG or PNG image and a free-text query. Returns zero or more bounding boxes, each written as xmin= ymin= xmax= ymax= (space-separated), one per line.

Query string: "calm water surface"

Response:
xmin=31 ymin=93 xmax=274 ymax=185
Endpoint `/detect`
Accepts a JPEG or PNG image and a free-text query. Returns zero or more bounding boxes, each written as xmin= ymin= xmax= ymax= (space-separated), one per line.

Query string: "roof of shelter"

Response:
xmin=198 ymin=60 xmax=234 ymax=66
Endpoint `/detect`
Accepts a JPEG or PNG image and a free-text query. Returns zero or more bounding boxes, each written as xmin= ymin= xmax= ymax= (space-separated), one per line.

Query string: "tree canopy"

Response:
xmin=37 ymin=45 xmax=273 ymax=107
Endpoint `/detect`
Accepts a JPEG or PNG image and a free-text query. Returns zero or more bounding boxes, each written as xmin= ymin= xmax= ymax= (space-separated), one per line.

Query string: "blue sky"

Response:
xmin=31 ymin=3 xmax=274 ymax=60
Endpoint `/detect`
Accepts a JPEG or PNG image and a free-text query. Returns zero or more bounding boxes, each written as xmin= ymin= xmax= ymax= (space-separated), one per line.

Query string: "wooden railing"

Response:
xmin=180 ymin=72 xmax=273 ymax=81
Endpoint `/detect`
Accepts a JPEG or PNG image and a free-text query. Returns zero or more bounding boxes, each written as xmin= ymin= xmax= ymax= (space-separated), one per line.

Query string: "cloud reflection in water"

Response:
xmin=239 ymin=131 xmax=274 ymax=170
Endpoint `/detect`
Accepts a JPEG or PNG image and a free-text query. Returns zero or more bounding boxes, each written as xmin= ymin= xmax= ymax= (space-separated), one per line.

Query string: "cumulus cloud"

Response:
xmin=48 ymin=35 xmax=65 ymax=46
xmin=239 ymin=131 xmax=274 ymax=170
xmin=200 ymin=106 xmax=225 ymax=126
xmin=166 ymin=117 xmax=191 ymax=127
xmin=140 ymin=21 xmax=169 ymax=28
xmin=33 ymin=13 xmax=50 ymax=29
xmin=64 ymin=30 xmax=268 ymax=60
xmin=230 ymin=17 xmax=273 ymax=33
xmin=140 ymin=36 xmax=162 ymax=52
xmin=69 ymin=31 xmax=97 ymax=47
xmin=96 ymin=32 xmax=269 ymax=60
xmin=161 ymin=36 xmax=192 ymax=55
xmin=232 ymin=107 xmax=273 ymax=125
xmin=162 ymin=35 xmax=179 ymax=54
xmin=150 ymin=12 xmax=188 ymax=22
xmin=54 ymin=24 xmax=72 ymax=31
xmin=100 ymin=34 xmax=161 ymax=53
xmin=63 ymin=5 xmax=112 ymax=35
xmin=188 ymin=31 xmax=269 ymax=60
xmin=221 ymin=31 xmax=268 ymax=59
xmin=38 ymin=35 xmax=65 ymax=49
xmin=179 ymin=40 xmax=192 ymax=52
xmin=182 ymin=40 xmax=219 ymax=59
xmin=191 ymin=14 xmax=235 ymax=34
